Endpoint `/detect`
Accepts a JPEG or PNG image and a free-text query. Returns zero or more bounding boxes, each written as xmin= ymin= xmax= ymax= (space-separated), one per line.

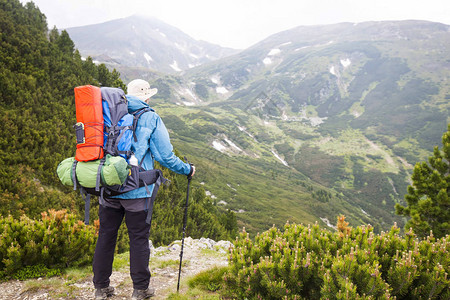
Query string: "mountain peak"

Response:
xmin=66 ymin=16 xmax=239 ymax=78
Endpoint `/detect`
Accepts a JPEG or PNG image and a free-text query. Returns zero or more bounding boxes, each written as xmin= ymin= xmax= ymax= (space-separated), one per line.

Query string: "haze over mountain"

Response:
xmin=65 ymin=15 xmax=238 ymax=79
xmin=65 ymin=16 xmax=450 ymax=233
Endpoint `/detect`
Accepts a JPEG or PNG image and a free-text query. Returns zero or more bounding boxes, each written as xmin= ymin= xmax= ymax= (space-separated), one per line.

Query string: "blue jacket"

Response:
xmin=112 ymin=95 xmax=192 ymax=199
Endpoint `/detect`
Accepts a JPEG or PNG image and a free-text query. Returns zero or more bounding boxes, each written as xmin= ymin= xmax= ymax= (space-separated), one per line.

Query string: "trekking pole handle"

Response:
xmin=185 ymin=156 xmax=194 ymax=180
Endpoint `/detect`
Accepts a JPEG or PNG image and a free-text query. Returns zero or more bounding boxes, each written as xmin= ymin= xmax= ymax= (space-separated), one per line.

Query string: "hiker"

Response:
xmin=93 ymin=79 xmax=195 ymax=300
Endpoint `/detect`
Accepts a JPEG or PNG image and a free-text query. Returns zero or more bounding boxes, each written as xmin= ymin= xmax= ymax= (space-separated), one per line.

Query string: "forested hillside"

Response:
xmin=0 ymin=0 xmax=236 ymax=259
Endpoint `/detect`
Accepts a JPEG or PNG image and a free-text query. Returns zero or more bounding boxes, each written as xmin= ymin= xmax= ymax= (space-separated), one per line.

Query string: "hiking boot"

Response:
xmin=94 ymin=286 xmax=114 ymax=300
xmin=131 ymin=287 xmax=155 ymax=299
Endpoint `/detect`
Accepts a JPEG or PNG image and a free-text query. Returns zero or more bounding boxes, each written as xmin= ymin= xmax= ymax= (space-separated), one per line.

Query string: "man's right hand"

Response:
xmin=188 ymin=165 xmax=195 ymax=179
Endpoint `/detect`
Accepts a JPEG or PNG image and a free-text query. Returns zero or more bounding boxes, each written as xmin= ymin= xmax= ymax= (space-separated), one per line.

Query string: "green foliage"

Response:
xmin=155 ymin=103 xmax=385 ymax=235
xmin=11 ymin=264 xmax=61 ymax=281
xmin=0 ymin=210 xmax=97 ymax=280
xmin=168 ymin=266 xmax=227 ymax=299
xmin=223 ymin=222 xmax=450 ymax=299
xmin=311 ymin=189 xmax=332 ymax=203
xmin=189 ymin=266 xmax=229 ymax=292
xmin=166 ymin=291 xmax=221 ymax=300
xmin=150 ymin=158 xmax=237 ymax=246
xmin=0 ymin=165 xmax=79 ymax=219
xmin=112 ymin=251 xmax=129 ymax=271
xmin=153 ymin=259 xmax=181 ymax=269
xmin=396 ymin=124 xmax=450 ymax=238
xmin=115 ymin=222 xmax=130 ymax=253
xmin=293 ymin=145 xmax=346 ymax=187
xmin=0 ymin=0 xmax=125 ymax=220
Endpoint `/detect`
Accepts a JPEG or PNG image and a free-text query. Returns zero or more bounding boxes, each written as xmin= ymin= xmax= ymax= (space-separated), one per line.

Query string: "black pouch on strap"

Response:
xmin=139 ymin=169 xmax=165 ymax=187
xmin=74 ymin=122 xmax=85 ymax=145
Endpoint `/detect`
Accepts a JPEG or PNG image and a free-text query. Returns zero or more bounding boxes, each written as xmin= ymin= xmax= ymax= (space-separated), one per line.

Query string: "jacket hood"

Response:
xmin=126 ymin=95 xmax=152 ymax=113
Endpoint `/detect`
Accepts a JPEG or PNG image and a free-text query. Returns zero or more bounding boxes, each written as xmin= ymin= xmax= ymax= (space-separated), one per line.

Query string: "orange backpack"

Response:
xmin=74 ymin=85 xmax=104 ymax=161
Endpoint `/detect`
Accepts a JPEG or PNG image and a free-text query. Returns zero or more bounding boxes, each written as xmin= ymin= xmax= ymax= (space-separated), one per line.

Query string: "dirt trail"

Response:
xmin=0 ymin=238 xmax=231 ymax=300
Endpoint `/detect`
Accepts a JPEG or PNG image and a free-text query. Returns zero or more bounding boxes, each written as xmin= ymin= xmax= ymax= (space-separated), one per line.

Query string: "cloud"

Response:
xmin=23 ymin=0 xmax=450 ymax=49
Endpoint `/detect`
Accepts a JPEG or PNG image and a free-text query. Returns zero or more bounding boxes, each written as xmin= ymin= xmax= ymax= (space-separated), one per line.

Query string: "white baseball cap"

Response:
xmin=127 ymin=79 xmax=158 ymax=102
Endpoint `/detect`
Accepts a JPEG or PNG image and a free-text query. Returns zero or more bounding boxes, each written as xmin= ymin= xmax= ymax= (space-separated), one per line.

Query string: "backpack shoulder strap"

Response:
xmin=131 ymin=107 xmax=154 ymax=142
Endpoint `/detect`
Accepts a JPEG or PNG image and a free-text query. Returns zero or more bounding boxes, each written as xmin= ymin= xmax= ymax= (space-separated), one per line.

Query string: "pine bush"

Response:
xmin=224 ymin=220 xmax=449 ymax=299
xmin=0 ymin=209 xmax=97 ymax=280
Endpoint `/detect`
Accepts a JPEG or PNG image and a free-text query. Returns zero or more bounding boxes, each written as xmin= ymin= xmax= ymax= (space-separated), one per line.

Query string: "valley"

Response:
xmin=67 ymin=18 xmax=450 ymax=235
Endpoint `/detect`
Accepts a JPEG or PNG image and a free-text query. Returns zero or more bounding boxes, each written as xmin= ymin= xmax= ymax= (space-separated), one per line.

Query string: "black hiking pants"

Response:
xmin=93 ymin=204 xmax=151 ymax=290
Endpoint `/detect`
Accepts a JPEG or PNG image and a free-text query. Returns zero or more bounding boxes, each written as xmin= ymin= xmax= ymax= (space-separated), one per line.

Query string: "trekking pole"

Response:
xmin=177 ymin=157 xmax=192 ymax=292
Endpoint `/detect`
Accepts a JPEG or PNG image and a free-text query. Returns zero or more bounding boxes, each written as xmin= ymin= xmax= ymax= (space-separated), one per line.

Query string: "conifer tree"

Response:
xmin=396 ymin=124 xmax=450 ymax=238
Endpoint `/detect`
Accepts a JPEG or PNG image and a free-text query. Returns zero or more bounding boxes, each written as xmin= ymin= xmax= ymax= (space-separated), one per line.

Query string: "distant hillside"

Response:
xmin=144 ymin=20 xmax=450 ymax=233
xmin=186 ymin=20 xmax=449 ymax=150
xmin=65 ymin=15 xmax=239 ymax=80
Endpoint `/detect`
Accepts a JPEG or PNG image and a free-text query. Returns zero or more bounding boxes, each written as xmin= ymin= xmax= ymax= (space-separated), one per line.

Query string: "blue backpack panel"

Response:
xmin=101 ymin=87 xmax=134 ymax=160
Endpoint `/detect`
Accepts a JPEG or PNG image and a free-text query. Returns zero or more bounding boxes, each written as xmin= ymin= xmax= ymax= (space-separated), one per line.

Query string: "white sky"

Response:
xmin=24 ymin=0 xmax=450 ymax=49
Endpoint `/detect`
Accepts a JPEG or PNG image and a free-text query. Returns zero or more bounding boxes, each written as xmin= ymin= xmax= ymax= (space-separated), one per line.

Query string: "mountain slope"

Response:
xmin=145 ymin=20 xmax=450 ymax=234
xmin=65 ymin=15 xmax=238 ymax=78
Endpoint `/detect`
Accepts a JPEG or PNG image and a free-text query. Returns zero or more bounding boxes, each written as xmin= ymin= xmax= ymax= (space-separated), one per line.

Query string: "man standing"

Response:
xmin=93 ymin=79 xmax=195 ymax=300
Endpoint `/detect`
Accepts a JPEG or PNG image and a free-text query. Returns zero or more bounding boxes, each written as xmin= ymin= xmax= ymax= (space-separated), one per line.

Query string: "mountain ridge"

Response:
xmin=65 ymin=15 xmax=239 ymax=79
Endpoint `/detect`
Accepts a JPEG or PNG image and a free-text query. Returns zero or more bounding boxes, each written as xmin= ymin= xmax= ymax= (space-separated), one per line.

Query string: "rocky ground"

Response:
xmin=0 ymin=237 xmax=232 ymax=300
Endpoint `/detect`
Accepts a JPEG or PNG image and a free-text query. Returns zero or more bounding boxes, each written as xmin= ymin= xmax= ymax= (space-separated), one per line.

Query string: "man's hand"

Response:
xmin=185 ymin=156 xmax=195 ymax=179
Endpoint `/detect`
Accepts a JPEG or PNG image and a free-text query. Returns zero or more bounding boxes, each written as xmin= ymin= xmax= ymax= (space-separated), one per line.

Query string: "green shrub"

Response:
xmin=189 ymin=266 xmax=229 ymax=292
xmin=224 ymin=222 xmax=449 ymax=299
xmin=11 ymin=264 xmax=61 ymax=281
xmin=0 ymin=209 xmax=97 ymax=280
